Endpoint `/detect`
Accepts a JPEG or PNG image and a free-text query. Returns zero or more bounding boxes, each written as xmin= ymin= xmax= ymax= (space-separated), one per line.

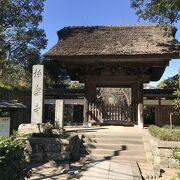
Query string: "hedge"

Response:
xmin=0 ymin=135 xmax=31 ymax=180
xmin=149 ymin=125 xmax=180 ymax=141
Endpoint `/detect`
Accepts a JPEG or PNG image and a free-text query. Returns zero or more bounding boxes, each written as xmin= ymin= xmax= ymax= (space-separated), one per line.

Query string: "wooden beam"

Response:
xmin=64 ymin=60 xmax=169 ymax=67
xmin=79 ymin=75 xmax=151 ymax=84
xmin=48 ymin=53 xmax=178 ymax=63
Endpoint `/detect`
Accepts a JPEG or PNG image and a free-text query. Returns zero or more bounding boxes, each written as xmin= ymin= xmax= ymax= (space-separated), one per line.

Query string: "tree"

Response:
xmin=97 ymin=88 xmax=131 ymax=105
xmin=157 ymin=73 xmax=180 ymax=113
xmin=173 ymin=69 xmax=180 ymax=114
xmin=0 ymin=0 xmax=47 ymax=89
xmin=157 ymin=71 xmax=180 ymax=127
xmin=157 ymin=74 xmax=179 ymax=89
xmin=131 ymin=0 xmax=180 ymax=24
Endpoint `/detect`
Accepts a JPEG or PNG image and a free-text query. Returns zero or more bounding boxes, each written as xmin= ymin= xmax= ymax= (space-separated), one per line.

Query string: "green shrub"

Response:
xmin=162 ymin=124 xmax=180 ymax=130
xmin=171 ymin=173 xmax=180 ymax=180
xmin=149 ymin=125 xmax=180 ymax=141
xmin=0 ymin=135 xmax=31 ymax=180
xmin=42 ymin=122 xmax=53 ymax=133
xmin=172 ymin=146 xmax=180 ymax=179
xmin=173 ymin=147 xmax=180 ymax=163
xmin=148 ymin=125 xmax=160 ymax=137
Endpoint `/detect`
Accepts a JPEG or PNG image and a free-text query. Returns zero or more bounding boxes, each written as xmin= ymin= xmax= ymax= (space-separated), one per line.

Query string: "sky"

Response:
xmin=40 ymin=0 xmax=180 ymax=86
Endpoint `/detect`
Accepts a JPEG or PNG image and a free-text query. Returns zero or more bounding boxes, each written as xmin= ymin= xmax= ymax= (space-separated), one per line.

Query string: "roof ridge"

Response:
xmin=62 ymin=24 xmax=165 ymax=30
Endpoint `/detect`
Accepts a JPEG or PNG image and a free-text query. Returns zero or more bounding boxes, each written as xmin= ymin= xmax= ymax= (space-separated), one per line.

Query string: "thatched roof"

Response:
xmin=45 ymin=24 xmax=179 ymax=58
xmin=0 ymin=100 xmax=27 ymax=109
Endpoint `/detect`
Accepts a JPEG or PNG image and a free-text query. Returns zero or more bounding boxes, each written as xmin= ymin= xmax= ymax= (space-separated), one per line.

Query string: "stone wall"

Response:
xmin=26 ymin=134 xmax=81 ymax=162
xmin=148 ymin=133 xmax=180 ymax=168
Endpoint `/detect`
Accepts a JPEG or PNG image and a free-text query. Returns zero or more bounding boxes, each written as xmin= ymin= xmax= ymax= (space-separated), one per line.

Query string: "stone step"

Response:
xmin=81 ymin=134 xmax=142 ymax=139
xmin=81 ymin=154 xmax=148 ymax=163
xmin=82 ymin=138 xmax=144 ymax=144
xmin=81 ymin=143 xmax=145 ymax=150
xmin=80 ymin=148 xmax=146 ymax=156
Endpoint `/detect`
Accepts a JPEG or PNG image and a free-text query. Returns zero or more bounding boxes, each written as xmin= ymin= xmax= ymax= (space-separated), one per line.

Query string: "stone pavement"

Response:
xmin=29 ymin=159 xmax=180 ymax=180
xmin=79 ymin=159 xmax=141 ymax=180
xmin=30 ymin=159 xmax=142 ymax=180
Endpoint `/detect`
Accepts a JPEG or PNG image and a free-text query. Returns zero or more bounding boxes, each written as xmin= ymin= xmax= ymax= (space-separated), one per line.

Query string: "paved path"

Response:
xmin=30 ymin=159 xmax=142 ymax=180
xmin=79 ymin=159 xmax=141 ymax=180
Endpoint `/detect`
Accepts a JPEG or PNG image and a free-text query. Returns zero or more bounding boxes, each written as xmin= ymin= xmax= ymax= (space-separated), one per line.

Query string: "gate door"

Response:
xmin=88 ymin=103 xmax=135 ymax=125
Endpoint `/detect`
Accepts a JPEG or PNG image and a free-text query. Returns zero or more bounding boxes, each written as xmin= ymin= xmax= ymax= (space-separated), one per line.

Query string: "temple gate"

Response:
xmin=45 ymin=25 xmax=179 ymax=128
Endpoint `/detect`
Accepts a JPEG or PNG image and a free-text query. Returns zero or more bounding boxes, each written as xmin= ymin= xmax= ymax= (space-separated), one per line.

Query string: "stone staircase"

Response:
xmin=75 ymin=127 xmax=178 ymax=179
xmin=79 ymin=133 xmax=151 ymax=163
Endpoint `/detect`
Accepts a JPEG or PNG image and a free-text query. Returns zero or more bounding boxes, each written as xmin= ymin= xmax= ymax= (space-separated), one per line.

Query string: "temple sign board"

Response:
xmin=31 ymin=65 xmax=44 ymax=124
xmin=0 ymin=117 xmax=10 ymax=137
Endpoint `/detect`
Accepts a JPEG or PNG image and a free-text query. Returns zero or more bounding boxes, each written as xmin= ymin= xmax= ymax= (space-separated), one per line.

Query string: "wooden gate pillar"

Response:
xmin=137 ymin=81 xmax=144 ymax=128
xmin=83 ymin=81 xmax=96 ymax=127
xmin=83 ymin=96 xmax=89 ymax=127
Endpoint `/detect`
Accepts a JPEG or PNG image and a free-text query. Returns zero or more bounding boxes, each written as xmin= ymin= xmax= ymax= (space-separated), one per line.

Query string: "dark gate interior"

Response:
xmin=144 ymin=106 xmax=155 ymax=125
xmin=73 ymin=105 xmax=83 ymax=124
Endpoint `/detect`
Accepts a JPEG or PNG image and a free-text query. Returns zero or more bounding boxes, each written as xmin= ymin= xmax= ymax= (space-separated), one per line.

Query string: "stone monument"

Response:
xmin=19 ymin=65 xmax=46 ymax=134
xmin=31 ymin=65 xmax=44 ymax=124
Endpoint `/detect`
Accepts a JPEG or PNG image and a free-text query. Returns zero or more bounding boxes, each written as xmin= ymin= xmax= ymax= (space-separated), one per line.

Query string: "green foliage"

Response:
xmin=97 ymin=88 xmax=131 ymax=105
xmin=173 ymin=90 xmax=180 ymax=114
xmin=173 ymin=146 xmax=180 ymax=162
xmin=0 ymin=62 xmax=30 ymax=89
xmin=173 ymin=69 xmax=180 ymax=114
xmin=149 ymin=125 xmax=160 ymax=137
xmin=64 ymin=80 xmax=84 ymax=89
xmin=162 ymin=124 xmax=180 ymax=130
xmin=157 ymin=74 xmax=179 ymax=89
xmin=131 ymin=0 xmax=180 ymax=24
xmin=172 ymin=146 xmax=180 ymax=179
xmin=171 ymin=173 xmax=180 ymax=180
xmin=42 ymin=121 xmax=53 ymax=133
xmin=157 ymin=71 xmax=180 ymax=115
xmin=149 ymin=125 xmax=180 ymax=141
xmin=158 ymin=129 xmax=180 ymax=141
xmin=0 ymin=134 xmax=31 ymax=180
xmin=0 ymin=0 xmax=47 ymax=89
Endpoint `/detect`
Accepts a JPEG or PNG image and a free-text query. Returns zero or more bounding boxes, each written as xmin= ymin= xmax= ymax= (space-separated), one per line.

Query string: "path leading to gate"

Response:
xmin=30 ymin=126 xmax=179 ymax=179
xmin=67 ymin=126 xmax=150 ymax=163
xmin=69 ymin=126 xmax=145 ymax=180
xmin=30 ymin=159 xmax=141 ymax=180
xmin=78 ymin=159 xmax=141 ymax=180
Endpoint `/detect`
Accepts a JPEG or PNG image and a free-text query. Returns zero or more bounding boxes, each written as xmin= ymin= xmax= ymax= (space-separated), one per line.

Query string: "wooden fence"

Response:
xmin=88 ymin=102 xmax=136 ymax=125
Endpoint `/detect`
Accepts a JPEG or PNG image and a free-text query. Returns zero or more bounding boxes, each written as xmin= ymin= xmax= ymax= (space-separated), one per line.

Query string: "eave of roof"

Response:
xmin=0 ymin=101 xmax=27 ymax=109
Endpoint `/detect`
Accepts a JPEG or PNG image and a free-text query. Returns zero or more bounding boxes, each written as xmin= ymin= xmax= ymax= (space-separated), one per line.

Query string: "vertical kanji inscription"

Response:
xmin=31 ymin=65 xmax=44 ymax=123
